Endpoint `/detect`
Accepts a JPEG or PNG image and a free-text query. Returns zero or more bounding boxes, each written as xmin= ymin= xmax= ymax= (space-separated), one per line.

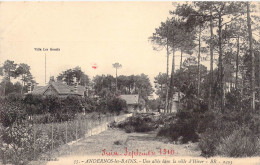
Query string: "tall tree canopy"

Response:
xmin=57 ymin=66 xmax=90 ymax=86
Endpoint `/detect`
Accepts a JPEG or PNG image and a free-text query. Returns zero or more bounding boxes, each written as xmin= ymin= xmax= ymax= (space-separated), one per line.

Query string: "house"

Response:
xmin=29 ymin=81 xmax=86 ymax=98
xmin=173 ymin=92 xmax=185 ymax=102
xmin=119 ymin=94 xmax=146 ymax=112
xmin=158 ymin=92 xmax=185 ymax=114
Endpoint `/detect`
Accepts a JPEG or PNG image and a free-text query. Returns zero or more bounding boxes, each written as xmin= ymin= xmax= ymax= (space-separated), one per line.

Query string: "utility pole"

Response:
xmin=112 ymin=62 xmax=122 ymax=93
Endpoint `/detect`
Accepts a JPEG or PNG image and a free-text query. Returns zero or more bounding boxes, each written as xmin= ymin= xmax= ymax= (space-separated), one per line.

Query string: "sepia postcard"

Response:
xmin=0 ymin=1 xmax=260 ymax=165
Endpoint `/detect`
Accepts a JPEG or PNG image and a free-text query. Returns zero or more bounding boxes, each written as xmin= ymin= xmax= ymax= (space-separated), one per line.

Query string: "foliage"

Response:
xmin=82 ymin=97 xmax=98 ymax=113
xmin=198 ymin=110 xmax=260 ymax=157
xmin=7 ymin=92 xmax=23 ymax=102
xmin=107 ymin=97 xmax=127 ymax=115
xmin=15 ymin=63 xmax=34 ymax=87
xmin=22 ymin=94 xmax=84 ymax=122
xmin=0 ymin=81 xmax=25 ymax=96
xmin=0 ymin=122 xmax=51 ymax=165
xmin=215 ymin=127 xmax=260 ymax=157
xmin=157 ymin=110 xmax=200 ymax=143
xmin=1 ymin=60 xmax=17 ymax=81
xmin=0 ymin=98 xmax=27 ymax=127
xmin=147 ymin=99 xmax=160 ymax=111
xmin=0 ymin=112 xmax=121 ymax=164
xmin=56 ymin=66 xmax=89 ymax=86
xmin=93 ymin=74 xmax=154 ymax=102
xmin=0 ymin=60 xmax=35 ymax=96
xmin=154 ymin=73 xmax=168 ymax=99
xmin=117 ymin=114 xmax=159 ymax=133
xmin=174 ymin=64 xmax=208 ymax=97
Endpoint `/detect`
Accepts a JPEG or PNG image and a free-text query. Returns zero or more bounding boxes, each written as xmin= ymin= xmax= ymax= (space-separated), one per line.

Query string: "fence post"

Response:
xmin=100 ymin=116 xmax=102 ymax=132
xmin=85 ymin=119 xmax=88 ymax=137
xmin=113 ymin=114 xmax=115 ymax=122
xmin=87 ymin=119 xmax=89 ymax=136
xmin=83 ymin=119 xmax=85 ymax=138
xmin=65 ymin=121 xmax=68 ymax=144
xmin=51 ymin=122 xmax=54 ymax=151
xmin=76 ymin=120 xmax=78 ymax=141
xmin=90 ymin=118 xmax=93 ymax=136
xmin=57 ymin=122 xmax=60 ymax=146
xmin=106 ymin=115 xmax=108 ymax=130
xmin=33 ymin=122 xmax=36 ymax=160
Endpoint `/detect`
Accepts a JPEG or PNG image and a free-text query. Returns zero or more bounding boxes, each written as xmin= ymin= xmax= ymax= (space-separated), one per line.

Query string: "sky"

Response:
xmin=0 ymin=2 xmax=215 ymax=92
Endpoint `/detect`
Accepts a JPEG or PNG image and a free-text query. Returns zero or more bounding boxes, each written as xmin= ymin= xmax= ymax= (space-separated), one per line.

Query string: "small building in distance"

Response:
xmin=30 ymin=81 xmax=86 ymax=98
xmin=119 ymin=94 xmax=146 ymax=113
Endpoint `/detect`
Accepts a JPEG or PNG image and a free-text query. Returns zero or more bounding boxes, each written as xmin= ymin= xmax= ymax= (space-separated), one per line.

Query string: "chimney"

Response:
xmin=74 ymin=82 xmax=78 ymax=93
xmin=27 ymin=82 xmax=32 ymax=93
xmin=85 ymin=87 xmax=89 ymax=97
xmin=49 ymin=76 xmax=55 ymax=84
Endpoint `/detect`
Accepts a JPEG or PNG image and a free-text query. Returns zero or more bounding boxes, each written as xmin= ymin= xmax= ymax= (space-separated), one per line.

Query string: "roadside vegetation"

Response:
xmin=0 ymin=94 xmax=128 ymax=165
xmin=149 ymin=1 xmax=260 ymax=158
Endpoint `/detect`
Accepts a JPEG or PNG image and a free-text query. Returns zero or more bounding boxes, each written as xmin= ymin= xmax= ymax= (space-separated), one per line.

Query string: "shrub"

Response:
xmin=22 ymin=94 xmax=83 ymax=122
xmin=198 ymin=110 xmax=260 ymax=157
xmin=0 ymin=100 xmax=27 ymax=127
xmin=157 ymin=117 xmax=199 ymax=143
xmin=157 ymin=109 xmax=202 ymax=144
xmin=114 ymin=140 xmax=123 ymax=145
xmin=124 ymin=125 xmax=135 ymax=133
xmin=117 ymin=114 xmax=158 ymax=133
xmin=107 ymin=97 xmax=127 ymax=115
xmin=215 ymin=127 xmax=260 ymax=157
xmin=156 ymin=94 xmax=209 ymax=144
xmin=0 ymin=122 xmax=51 ymax=165
xmin=7 ymin=93 xmax=23 ymax=102
xmin=82 ymin=97 xmax=98 ymax=113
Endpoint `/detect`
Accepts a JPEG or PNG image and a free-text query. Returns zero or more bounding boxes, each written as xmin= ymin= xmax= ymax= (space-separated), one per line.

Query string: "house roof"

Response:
xmin=69 ymin=85 xmax=85 ymax=96
xmin=31 ymin=82 xmax=85 ymax=96
xmin=119 ymin=94 xmax=139 ymax=105
xmin=32 ymin=86 xmax=48 ymax=95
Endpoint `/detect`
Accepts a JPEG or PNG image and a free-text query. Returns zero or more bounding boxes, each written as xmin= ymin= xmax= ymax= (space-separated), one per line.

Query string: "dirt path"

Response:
xmin=30 ymin=128 xmax=201 ymax=165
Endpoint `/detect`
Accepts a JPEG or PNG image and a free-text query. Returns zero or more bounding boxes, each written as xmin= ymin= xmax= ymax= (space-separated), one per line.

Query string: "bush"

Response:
xmin=199 ymin=118 xmax=240 ymax=157
xmin=117 ymin=114 xmax=158 ymax=133
xmin=198 ymin=110 xmax=260 ymax=157
xmin=156 ymin=94 xmax=209 ymax=144
xmin=124 ymin=125 xmax=135 ymax=133
xmin=82 ymin=97 xmax=98 ymax=113
xmin=157 ymin=109 xmax=202 ymax=144
xmin=215 ymin=127 xmax=260 ymax=157
xmin=157 ymin=117 xmax=199 ymax=143
xmin=114 ymin=140 xmax=123 ymax=145
xmin=107 ymin=97 xmax=127 ymax=115
xmin=0 ymin=122 xmax=51 ymax=165
xmin=0 ymin=100 xmax=27 ymax=127
xmin=7 ymin=93 xmax=23 ymax=102
xmin=22 ymin=94 xmax=83 ymax=122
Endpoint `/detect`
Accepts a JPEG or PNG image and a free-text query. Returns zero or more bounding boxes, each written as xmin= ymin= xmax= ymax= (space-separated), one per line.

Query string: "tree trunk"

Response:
xmin=165 ymin=27 xmax=169 ymax=113
xmin=169 ymin=48 xmax=175 ymax=113
xmin=209 ymin=7 xmax=214 ymax=110
xmin=235 ymin=35 xmax=240 ymax=90
xmin=218 ymin=14 xmax=224 ymax=113
xmin=247 ymin=2 xmax=255 ymax=111
xmin=198 ymin=25 xmax=201 ymax=96
xmin=178 ymin=49 xmax=183 ymax=102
